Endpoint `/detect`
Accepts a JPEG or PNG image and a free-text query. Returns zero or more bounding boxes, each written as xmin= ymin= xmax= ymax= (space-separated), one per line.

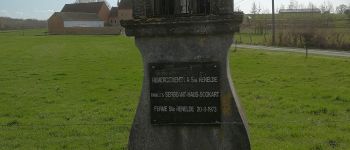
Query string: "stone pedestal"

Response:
xmin=122 ymin=15 xmax=250 ymax=150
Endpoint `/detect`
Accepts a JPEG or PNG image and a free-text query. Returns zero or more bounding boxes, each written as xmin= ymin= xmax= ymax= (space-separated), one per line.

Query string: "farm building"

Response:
xmin=109 ymin=7 xmax=119 ymax=26
xmin=48 ymin=1 xmax=121 ymax=35
xmin=116 ymin=0 xmax=132 ymax=34
xmin=61 ymin=2 xmax=110 ymax=23
xmin=108 ymin=0 xmax=133 ymax=27
xmin=48 ymin=12 xmax=105 ymax=34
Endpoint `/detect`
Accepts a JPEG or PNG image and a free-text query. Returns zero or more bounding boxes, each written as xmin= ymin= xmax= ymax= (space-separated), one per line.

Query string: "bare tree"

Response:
xmin=336 ymin=4 xmax=348 ymax=14
xmin=320 ymin=1 xmax=334 ymax=13
xmin=288 ymin=0 xmax=294 ymax=9
xmin=257 ymin=3 xmax=262 ymax=14
xmin=327 ymin=2 xmax=334 ymax=13
xmin=251 ymin=2 xmax=257 ymax=14
xmin=308 ymin=2 xmax=316 ymax=9
xmin=288 ymin=0 xmax=299 ymax=9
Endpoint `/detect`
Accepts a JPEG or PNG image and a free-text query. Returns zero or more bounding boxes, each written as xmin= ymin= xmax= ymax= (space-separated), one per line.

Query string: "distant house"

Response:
xmin=48 ymin=12 xmax=103 ymax=29
xmin=279 ymin=8 xmax=321 ymax=14
xmin=109 ymin=7 xmax=119 ymax=26
xmin=61 ymin=2 xmax=110 ymax=23
xmin=48 ymin=2 xmax=121 ymax=35
xmin=116 ymin=0 xmax=133 ymax=34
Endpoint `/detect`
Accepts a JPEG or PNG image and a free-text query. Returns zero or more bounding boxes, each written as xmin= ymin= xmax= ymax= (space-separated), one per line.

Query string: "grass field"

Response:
xmin=0 ymin=29 xmax=349 ymax=149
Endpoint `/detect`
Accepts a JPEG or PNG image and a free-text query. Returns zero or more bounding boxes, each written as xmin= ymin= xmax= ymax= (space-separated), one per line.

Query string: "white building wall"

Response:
xmin=64 ymin=21 xmax=104 ymax=27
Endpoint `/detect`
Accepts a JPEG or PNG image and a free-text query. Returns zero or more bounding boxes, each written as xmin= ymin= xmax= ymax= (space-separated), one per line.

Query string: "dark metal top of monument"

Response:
xmin=133 ymin=0 xmax=234 ymax=18
xmin=121 ymin=0 xmax=243 ymax=37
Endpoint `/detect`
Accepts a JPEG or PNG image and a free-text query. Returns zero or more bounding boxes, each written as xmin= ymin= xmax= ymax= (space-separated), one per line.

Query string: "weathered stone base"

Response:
xmin=129 ymin=34 xmax=250 ymax=150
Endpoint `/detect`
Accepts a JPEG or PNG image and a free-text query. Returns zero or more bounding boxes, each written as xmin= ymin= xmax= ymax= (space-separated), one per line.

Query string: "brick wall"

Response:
xmin=49 ymin=26 xmax=121 ymax=35
xmin=48 ymin=15 xmax=64 ymax=34
xmin=98 ymin=4 xmax=110 ymax=23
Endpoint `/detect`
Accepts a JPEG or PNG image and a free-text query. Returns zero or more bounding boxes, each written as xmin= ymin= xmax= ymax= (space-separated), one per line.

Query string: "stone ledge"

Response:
xmin=121 ymin=13 xmax=243 ymax=37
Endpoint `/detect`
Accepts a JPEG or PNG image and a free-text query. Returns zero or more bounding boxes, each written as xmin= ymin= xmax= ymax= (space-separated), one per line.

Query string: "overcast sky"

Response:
xmin=0 ymin=0 xmax=349 ymax=20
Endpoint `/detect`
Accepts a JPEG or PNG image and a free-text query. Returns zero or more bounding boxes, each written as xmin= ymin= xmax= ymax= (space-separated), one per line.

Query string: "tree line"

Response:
xmin=0 ymin=17 xmax=47 ymax=30
xmin=248 ymin=0 xmax=350 ymax=15
xmin=237 ymin=0 xmax=350 ymax=50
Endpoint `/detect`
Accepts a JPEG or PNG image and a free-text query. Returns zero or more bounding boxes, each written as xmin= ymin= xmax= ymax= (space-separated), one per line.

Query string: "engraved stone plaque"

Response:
xmin=150 ymin=62 xmax=221 ymax=124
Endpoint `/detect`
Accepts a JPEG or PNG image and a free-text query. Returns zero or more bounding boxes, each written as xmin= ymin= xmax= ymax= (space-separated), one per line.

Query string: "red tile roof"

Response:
xmin=52 ymin=12 xmax=102 ymax=21
xmin=61 ymin=2 xmax=107 ymax=13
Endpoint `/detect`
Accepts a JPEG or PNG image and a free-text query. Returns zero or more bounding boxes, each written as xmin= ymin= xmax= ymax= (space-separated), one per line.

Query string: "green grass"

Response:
xmin=231 ymin=49 xmax=350 ymax=149
xmin=0 ymin=29 xmax=349 ymax=149
xmin=235 ymin=30 xmax=350 ymax=50
xmin=0 ymin=29 xmax=142 ymax=149
xmin=235 ymin=33 xmax=268 ymax=45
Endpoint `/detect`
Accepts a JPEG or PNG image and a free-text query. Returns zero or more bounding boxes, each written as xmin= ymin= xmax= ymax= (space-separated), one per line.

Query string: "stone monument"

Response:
xmin=121 ymin=0 xmax=250 ymax=149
